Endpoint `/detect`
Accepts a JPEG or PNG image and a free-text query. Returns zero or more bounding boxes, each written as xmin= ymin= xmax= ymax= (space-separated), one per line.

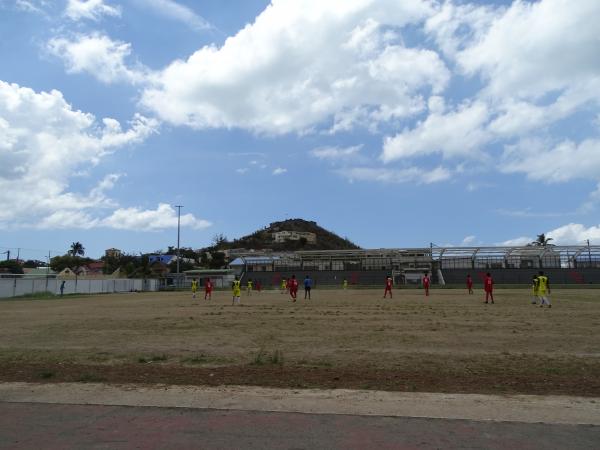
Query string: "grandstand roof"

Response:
xmin=229 ymin=256 xmax=281 ymax=266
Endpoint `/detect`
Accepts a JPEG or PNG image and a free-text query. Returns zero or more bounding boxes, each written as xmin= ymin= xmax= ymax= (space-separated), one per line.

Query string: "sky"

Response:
xmin=1 ymin=0 xmax=600 ymax=260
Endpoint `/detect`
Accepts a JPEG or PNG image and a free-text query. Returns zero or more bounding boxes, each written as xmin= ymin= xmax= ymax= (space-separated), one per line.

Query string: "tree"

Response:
xmin=23 ymin=260 xmax=44 ymax=268
xmin=212 ymin=233 xmax=228 ymax=248
xmin=208 ymin=251 xmax=226 ymax=269
xmin=166 ymin=246 xmax=198 ymax=260
xmin=532 ymin=234 xmax=553 ymax=247
xmin=0 ymin=260 xmax=24 ymax=274
xmin=50 ymin=255 xmax=93 ymax=272
xmin=69 ymin=242 xmax=85 ymax=257
xmin=168 ymin=260 xmax=195 ymax=273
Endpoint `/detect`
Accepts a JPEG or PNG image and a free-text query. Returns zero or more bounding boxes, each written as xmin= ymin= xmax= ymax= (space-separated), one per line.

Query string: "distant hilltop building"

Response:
xmin=105 ymin=248 xmax=122 ymax=259
xmin=272 ymin=230 xmax=317 ymax=244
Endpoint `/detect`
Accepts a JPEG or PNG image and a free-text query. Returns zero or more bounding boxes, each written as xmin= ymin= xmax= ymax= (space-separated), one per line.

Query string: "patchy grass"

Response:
xmin=138 ymin=354 xmax=168 ymax=364
xmin=0 ymin=288 xmax=599 ymax=395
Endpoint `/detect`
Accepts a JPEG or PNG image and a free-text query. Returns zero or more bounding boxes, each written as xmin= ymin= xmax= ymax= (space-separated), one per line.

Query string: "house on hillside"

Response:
xmin=149 ymin=255 xmax=175 ymax=265
xmin=148 ymin=255 xmax=195 ymax=265
xmin=272 ymin=231 xmax=316 ymax=244
xmin=105 ymin=248 xmax=122 ymax=259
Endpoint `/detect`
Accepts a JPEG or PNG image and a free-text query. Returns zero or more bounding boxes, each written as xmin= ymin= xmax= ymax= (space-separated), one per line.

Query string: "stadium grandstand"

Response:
xmin=228 ymin=245 xmax=600 ymax=288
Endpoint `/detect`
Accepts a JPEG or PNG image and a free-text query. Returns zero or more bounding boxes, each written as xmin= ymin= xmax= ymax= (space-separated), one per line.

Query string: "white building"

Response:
xmin=272 ymin=231 xmax=316 ymax=244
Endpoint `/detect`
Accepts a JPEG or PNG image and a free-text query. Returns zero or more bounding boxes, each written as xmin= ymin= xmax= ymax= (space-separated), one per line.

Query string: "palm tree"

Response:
xmin=532 ymin=234 xmax=553 ymax=247
xmin=69 ymin=242 xmax=85 ymax=257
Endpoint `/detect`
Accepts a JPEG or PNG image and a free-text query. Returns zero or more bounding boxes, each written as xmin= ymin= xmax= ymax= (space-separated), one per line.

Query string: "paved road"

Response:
xmin=1 ymin=402 xmax=599 ymax=449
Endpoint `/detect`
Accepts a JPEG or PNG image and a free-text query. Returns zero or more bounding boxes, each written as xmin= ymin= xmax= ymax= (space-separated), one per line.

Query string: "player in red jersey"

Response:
xmin=466 ymin=274 xmax=473 ymax=294
xmin=484 ymin=272 xmax=494 ymax=304
xmin=255 ymin=280 xmax=262 ymax=293
xmin=288 ymin=274 xmax=299 ymax=302
xmin=422 ymin=272 xmax=430 ymax=297
xmin=204 ymin=277 xmax=213 ymax=300
xmin=383 ymin=275 xmax=393 ymax=298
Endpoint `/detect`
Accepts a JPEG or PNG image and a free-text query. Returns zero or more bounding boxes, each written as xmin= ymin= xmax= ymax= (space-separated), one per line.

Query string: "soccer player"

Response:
xmin=289 ymin=274 xmax=299 ymax=302
xmin=466 ymin=274 xmax=473 ymax=294
xmin=247 ymin=278 xmax=253 ymax=296
xmin=383 ymin=275 xmax=393 ymax=299
xmin=232 ymin=276 xmax=241 ymax=305
xmin=255 ymin=280 xmax=262 ymax=293
xmin=204 ymin=277 xmax=213 ymax=300
xmin=422 ymin=272 xmax=430 ymax=297
xmin=280 ymin=278 xmax=287 ymax=294
xmin=191 ymin=278 xmax=198 ymax=299
xmin=304 ymin=275 xmax=313 ymax=300
xmin=531 ymin=275 xmax=539 ymax=305
xmin=484 ymin=272 xmax=494 ymax=304
xmin=342 ymin=279 xmax=348 ymax=290
xmin=537 ymin=271 xmax=552 ymax=308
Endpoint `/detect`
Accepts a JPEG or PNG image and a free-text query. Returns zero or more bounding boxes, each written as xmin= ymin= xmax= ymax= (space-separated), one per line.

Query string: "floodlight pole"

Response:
xmin=175 ymin=205 xmax=183 ymax=282
xmin=587 ymin=239 xmax=592 ymax=267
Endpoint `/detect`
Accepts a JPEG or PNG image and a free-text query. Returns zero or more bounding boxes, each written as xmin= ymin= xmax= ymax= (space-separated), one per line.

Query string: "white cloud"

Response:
xmin=381 ymin=101 xmax=490 ymax=162
xmin=272 ymin=167 xmax=287 ymax=176
xmin=235 ymin=168 xmax=248 ymax=174
xmin=579 ymin=183 xmax=600 ymax=213
xmin=495 ymin=208 xmax=569 ymax=219
xmin=65 ymin=0 xmax=121 ymax=21
xmin=501 ymin=139 xmax=600 ymax=182
xmin=338 ymin=165 xmax=451 ymax=184
xmin=461 ymin=235 xmax=476 ymax=246
xmin=101 ymin=203 xmax=211 ymax=231
xmin=500 ymin=222 xmax=600 ymax=246
xmin=133 ymin=0 xmax=211 ymax=31
xmin=456 ymin=0 xmax=600 ymax=101
xmin=497 ymin=236 xmax=533 ymax=247
xmin=15 ymin=0 xmax=44 ymax=14
xmin=140 ymin=0 xmax=446 ymax=134
xmin=47 ymin=33 xmax=149 ymax=85
xmin=0 ymin=80 xmax=168 ymax=230
xmin=399 ymin=0 xmax=600 ymax=186
xmin=425 ymin=1 xmax=500 ymax=59
xmin=545 ymin=223 xmax=600 ymax=245
xmin=310 ymin=145 xmax=362 ymax=161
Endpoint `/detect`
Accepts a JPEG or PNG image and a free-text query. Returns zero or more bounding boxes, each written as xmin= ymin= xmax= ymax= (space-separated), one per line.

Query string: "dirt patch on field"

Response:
xmin=1 ymin=356 xmax=599 ymax=397
xmin=1 ymin=289 xmax=599 ymax=396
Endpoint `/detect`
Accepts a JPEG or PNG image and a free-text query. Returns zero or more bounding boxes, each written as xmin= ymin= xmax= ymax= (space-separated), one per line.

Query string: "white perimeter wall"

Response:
xmin=0 ymin=278 xmax=159 ymax=298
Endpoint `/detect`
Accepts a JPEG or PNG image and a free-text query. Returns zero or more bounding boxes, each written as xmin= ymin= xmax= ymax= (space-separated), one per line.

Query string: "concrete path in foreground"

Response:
xmin=0 ymin=383 xmax=599 ymax=449
xmin=1 ymin=402 xmax=599 ymax=449
xmin=1 ymin=382 xmax=599 ymax=425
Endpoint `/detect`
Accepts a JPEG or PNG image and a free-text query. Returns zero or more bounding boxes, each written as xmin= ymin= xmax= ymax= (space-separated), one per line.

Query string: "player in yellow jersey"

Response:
xmin=191 ymin=279 xmax=198 ymax=299
xmin=247 ymin=278 xmax=253 ymax=296
xmin=531 ymin=275 xmax=539 ymax=305
xmin=232 ymin=276 xmax=241 ymax=305
xmin=280 ymin=278 xmax=287 ymax=294
xmin=342 ymin=279 xmax=348 ymax=290
xmin=537 ymin=271 xmax=551 ymax=308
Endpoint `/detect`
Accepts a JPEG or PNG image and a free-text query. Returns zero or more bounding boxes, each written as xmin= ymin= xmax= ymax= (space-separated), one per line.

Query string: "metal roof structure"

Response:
xmin=229 ymin=245 xmax=600 ymax=270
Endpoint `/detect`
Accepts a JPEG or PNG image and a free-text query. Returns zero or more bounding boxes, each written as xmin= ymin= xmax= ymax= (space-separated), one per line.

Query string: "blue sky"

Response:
xmin=1 ymin=0 xmax=600 ymax=260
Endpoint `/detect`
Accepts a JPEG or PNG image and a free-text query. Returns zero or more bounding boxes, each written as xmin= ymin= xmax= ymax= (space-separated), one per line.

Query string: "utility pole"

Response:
xmin=587 ymin=239 xmax=592 ymax=267
xmin=175 ymin=205 xmax=183 ymax=282
xmin=46 ymin=251 xmax=51 ymax=291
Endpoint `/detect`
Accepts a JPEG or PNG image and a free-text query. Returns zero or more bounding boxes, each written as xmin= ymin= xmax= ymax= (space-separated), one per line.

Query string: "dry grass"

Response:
xmin=0 ymin=288 xmax=598 ymax=394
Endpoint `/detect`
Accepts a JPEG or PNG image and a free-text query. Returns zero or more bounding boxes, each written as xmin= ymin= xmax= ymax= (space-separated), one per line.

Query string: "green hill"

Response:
xmin=217 ymin=219 xmax=360 ymax=251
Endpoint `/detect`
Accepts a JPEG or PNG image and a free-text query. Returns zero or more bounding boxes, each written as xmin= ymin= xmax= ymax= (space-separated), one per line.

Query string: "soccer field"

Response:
xmin=1 ymin=288 xmax=599 ymax=396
